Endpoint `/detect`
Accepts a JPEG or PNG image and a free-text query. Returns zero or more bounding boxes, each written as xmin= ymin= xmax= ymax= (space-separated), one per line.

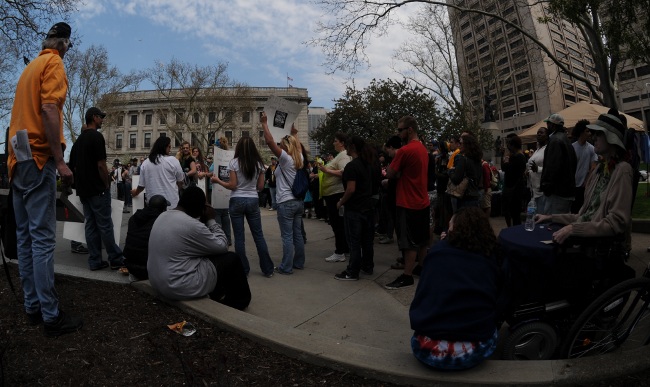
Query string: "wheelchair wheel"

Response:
xmin=502 ymin=322 xmax=558 ymax=360
xmin=562 ymin=277 xmax=650 ymax=359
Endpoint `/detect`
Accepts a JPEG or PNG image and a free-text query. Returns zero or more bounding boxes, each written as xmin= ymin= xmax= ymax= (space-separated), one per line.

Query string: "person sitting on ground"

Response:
xmin=409 ymin=207 xmax=500 ymax=371
xmin=123 ymin=195 xmax=169 ymax=280
xmin=535 ymin=113 xmax=633 ymax=244
xmin=147 ymin=186 xmax=251 ymax=310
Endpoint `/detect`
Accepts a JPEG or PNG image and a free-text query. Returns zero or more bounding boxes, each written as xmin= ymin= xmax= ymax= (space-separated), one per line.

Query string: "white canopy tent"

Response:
xmin=519 ymin=102 xmax=646 ymax=143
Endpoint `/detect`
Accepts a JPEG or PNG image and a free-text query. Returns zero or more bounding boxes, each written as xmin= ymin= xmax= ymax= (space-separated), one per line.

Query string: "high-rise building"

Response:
xmin=617 ymin=63 xmax=650 ymax=128
xmin=449 ymin=0 xmax=601 ymax=134
xmin=308 ymin=107 xmax=328 ymax=157
xmin=99 ymin=87 xmax=311 ymax=162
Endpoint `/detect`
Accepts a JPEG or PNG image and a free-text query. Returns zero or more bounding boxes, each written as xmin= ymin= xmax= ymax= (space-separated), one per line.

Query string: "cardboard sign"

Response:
xmin=63 ymin=189 xmax=123 ymax=243
xmin=211 ymin=146 xmax=235 ymax=208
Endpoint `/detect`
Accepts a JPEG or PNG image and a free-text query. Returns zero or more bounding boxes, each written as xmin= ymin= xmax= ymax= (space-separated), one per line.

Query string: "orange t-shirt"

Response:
xmin=8 ymin=49 xmax=68 ymax=178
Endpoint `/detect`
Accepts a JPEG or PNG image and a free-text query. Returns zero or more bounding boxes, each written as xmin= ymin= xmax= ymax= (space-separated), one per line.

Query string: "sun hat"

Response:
xmin=586 ymin=114 xmax=626 ymax=150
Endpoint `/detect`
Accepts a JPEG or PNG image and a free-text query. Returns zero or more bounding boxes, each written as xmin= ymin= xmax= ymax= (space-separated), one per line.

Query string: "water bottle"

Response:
xmin=524 ymin=198 xmax=536 ymax=231
xmin=338 ymin=205 xmax=344 ymax=217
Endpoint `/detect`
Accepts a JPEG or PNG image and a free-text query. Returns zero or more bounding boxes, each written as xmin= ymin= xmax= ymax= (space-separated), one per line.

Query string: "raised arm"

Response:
xmin=261 ymin=112 xmax=282 ymax=157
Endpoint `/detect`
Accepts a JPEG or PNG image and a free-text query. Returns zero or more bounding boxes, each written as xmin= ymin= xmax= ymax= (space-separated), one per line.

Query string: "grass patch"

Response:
xmin=633 ymin=182 xmax=650 ymax=219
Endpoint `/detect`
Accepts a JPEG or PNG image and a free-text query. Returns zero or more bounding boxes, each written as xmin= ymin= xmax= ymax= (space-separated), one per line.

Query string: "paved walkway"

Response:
xmin=47 ymin=208 xmax=650 ymax=385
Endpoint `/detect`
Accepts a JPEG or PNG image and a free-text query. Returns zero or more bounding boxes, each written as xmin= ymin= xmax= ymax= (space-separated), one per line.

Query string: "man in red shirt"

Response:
xmin=385 ymin=116 xmax=430 ymax=289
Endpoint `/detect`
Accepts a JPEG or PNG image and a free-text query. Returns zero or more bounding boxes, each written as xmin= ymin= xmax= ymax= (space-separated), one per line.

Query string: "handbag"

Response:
xmin=446 ymin=177 xmax=469 ymax=198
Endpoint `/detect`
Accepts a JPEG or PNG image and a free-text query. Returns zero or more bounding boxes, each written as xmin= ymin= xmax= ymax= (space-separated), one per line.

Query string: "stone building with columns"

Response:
xmin=100 ymin=87 xmax=311 ymax=163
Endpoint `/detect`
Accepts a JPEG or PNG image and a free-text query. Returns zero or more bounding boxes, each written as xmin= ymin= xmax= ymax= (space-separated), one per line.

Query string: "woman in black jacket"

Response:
xmin=502 ymin=135 xmax=527 ymax=226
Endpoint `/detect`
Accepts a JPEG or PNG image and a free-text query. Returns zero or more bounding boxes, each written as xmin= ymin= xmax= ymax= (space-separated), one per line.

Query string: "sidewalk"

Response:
xmin=50 ymin=208 xmax=650 ymax=385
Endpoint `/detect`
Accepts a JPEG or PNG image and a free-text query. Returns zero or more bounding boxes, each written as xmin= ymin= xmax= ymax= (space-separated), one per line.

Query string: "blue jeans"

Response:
xmin=269 ymin=187 xmax=277 ymax=209
xmin=213 ymin=208 xmax=232 ymax=245
xmin=229 ymin=197 xmax=274 ymax=276
xmin=344 ymin=209 xmax=375 ymax=276
xmin=276 ymin=199 xmax=305 ymax=273
xmin=12 ymin=159 xmax=60 ymax=322
xmin=80 ymin=187 xmax=124 ymax=268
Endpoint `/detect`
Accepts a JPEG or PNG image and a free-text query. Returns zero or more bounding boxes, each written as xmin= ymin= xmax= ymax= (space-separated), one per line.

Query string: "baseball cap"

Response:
xmin=85 ymin=107 xmax=106 ymax=122
xmin=544 ymin=113 xmax=564 ymax=126
xmin=586 ymin=114 xmax=626 ymax=150
xmin=46 ymin=22 xmax=72 ymax=39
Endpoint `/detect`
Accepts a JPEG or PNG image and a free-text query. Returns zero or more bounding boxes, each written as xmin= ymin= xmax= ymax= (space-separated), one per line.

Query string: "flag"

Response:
xmin=288 ymin=84 xmax=293 ymax=88
xmin=287 ymin=76 xmax=293 ymax=81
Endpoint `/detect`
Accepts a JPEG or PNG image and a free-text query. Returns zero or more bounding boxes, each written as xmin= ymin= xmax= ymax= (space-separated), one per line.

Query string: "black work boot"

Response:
xmin=43 ymin=310 xmax=83 ymax=338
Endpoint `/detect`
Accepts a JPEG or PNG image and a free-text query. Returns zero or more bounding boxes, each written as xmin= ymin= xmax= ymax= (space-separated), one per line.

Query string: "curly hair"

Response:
xmin=447 ymin=207 xmax=497 ymax=257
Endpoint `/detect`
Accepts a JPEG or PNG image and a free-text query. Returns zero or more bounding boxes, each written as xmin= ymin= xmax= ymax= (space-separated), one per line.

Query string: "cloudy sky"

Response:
xmin=71 ymin=0 xmax=420 ymax=109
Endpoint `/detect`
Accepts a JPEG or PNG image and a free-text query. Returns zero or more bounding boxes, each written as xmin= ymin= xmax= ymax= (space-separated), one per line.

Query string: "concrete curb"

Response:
xmin=131 ymin=280 xmax=650 ymax=386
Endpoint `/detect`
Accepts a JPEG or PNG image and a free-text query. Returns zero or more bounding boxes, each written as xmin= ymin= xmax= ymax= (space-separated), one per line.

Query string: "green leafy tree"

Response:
xmin=311 ymin=79 xmax=445 ymax=155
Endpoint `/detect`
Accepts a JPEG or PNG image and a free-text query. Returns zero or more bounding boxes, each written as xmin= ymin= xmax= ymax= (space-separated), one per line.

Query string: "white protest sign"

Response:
xmin=63 ymin=189 xmax=123 ymax=244
xmin=263 ymin=95 xmax=304 ymax=142
xmin=211 ymin=145 xmax=235 ymax=209
xmin=131 ymin=175 xmax=144 ymax=212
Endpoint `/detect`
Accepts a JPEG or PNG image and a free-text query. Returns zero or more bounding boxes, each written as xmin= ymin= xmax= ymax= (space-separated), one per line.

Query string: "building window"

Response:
xmin=117 ymin=115 xmax=124 ymax=127
xmin=259 ymin=130 xmax=265 ymax=146
xmin=192 ymin=112 xmax=200 ymax=124
xmin=145 ymin=114 xmax=152 ymax=126
xmin=241 ymin=130 xmax=250 ymax=138
xmin=174 ymin=132 xmax=183 ymax=147
xmin=130 ymin=114 xmax=138 ymax=126
xmin=564 ymin=93 xmax=577 ymax=102
xmin=225 ymin=130 xmax=232 ymax=146
xmin=242 ymin=111 xmax=251 ymax=123
xmin=159 ymin=112 xmax=167 ymax=125
xmin=116 ymin=134 xmax=123 ymax=149
xmin=224 ymin=111 xmax=234 ymax=123
xmin=159 ymin=132 xmax=167 ymax=138
xmin=191 ymin=132 xmax=198 ymax=147
xmin=175 ymin=111 xmax=184 ymax=124
xmin=129 ymin=133 xmax=136 ymax=149
xmin=144 ymin=132 xmax=152 ymax=148
xmin=636 ymin=65 xmax=650 ymax=77
xmin=519 ymin=94 xmax=533 ymax=103
xmin=208 ymin=111 xmax=216 ymax=123
xmin=462 ymin=32 xmax=473 ymax=41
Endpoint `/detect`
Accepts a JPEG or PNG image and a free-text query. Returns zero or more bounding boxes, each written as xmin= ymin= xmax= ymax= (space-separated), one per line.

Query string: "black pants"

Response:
xmin=208 ymin=252 xmax=251 ymax=311
xmin=324 ymin=193 xmax=349 ymax=254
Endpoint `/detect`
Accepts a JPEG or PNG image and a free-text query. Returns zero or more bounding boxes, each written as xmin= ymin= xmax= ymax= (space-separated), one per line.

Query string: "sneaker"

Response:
xmin=385 ymin=274 xmax=414 ymax=289
xmin=26 ymin=310 xmax=43 ymax=325
xmin=109 ymin=259 xmax=125 ymax=270
xmin=390 ymin=260 xmax=405 ymax=270
xmin=90 ymin=261 xmax=109 ymax=271
xmin=378 ymin=237 xmax=394 ymax=244
xmin=44 ymin=310 xmax=83 ymax=338
xmin=325 ymin=253 xmax=346 ymax=262
xmin=360 ymin=267 xmax=374 ymax=275
xmin=268 ymin=208 xmax=276 ymax=211
xmin=334 ymin=270 xmax=359 ymax=281
xmin=274 ymin=267 xmax=293 ymax=275
xmin=263 ymin=272 xmax=274 ymax=278
xmin=71 ymin=245 xmax=89 ymax=254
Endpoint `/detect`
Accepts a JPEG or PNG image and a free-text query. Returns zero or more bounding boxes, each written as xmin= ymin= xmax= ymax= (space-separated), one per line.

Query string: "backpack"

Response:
xmin=280 ymin=164 xmax=310 ymax=200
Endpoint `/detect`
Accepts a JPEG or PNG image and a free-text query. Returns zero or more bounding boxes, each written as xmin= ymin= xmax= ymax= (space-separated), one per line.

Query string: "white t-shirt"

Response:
xmin=228 ymin=158 xmax=263 ymax=199
xmin=275 ymin=150 xmax=303 ymax=204
xmin=527 ymin=145 xmax=546 ymax=199
xmin=138 ymin=155 xmax=185 ymax=209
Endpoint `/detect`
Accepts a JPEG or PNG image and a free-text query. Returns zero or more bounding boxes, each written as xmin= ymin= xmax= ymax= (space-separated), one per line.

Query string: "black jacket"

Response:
xmin=540 ymin=130 xmax=577 ymax=197
xmin=123 ymin=206 xmax=165 ymax=280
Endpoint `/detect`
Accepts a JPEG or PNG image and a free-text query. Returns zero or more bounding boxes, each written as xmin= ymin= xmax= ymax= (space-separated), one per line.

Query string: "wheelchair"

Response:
xmin=499 ymin=235 xmax=649 ymax=360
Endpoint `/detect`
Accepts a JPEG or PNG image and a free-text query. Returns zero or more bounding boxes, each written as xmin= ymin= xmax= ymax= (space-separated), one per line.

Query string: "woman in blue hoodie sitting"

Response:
xmin=409 ymin=207 xmax=500 ymax=370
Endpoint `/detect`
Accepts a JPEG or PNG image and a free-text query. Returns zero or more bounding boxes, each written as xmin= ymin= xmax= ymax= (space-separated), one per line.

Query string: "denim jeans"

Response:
xmin=123 ymin=180 xmax=132 ymax=206
xmin=12 ymin=159 xmax=60 ymax=322
xmin=276 ymin=199 xmax=305 ymax=273
xmin=229 ymin=197 xmax=274 ymax=276
xmin=80 ymin=187 xmax=124 ymax=268
xmin=213 ymin=208 xmax=232 ymax=245
xmin=269 ymin=187 xmax=277 ymax=209
xmin=324 ymin=193 xmax=349 ymax=254
xmin=344 ymin=209 xmax=375 ymax=276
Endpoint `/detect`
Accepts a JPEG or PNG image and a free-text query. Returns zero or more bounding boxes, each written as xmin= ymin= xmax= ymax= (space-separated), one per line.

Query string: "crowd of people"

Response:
xmin=6 ymin=21 xmax=639 ymax=375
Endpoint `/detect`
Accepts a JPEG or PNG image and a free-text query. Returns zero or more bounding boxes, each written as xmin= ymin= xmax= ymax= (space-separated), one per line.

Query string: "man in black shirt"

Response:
xmin=69 ymin=107 xmax=124 ymax=271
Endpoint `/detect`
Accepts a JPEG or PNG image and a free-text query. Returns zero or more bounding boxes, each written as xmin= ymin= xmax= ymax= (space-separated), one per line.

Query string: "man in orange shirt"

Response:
xmin=7 ymin=22 xmax=83 ymax=337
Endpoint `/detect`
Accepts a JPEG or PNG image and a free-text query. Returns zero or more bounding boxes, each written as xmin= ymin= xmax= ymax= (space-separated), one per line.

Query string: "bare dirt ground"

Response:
xmin=1 ymin=263 xmax=650 ymax=386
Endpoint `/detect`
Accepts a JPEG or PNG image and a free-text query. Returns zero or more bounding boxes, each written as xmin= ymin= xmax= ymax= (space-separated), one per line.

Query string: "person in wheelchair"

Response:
xmin=535 ymin=113 xmax=634 ymax=294
xmin=410 ymin=207 xmax=501 ymax=370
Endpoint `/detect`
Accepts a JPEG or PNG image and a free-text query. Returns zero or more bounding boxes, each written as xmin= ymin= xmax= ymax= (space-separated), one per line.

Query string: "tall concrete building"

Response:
xmin=307 ymin=107 xmax=328 ymax=157
xmin=99 ymin=87 xmax=311 ymax=162
xmin=617 ymin=64 xmax=650 ymax=128
xmin=449 ymin=0 xmax=601 ymax=135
